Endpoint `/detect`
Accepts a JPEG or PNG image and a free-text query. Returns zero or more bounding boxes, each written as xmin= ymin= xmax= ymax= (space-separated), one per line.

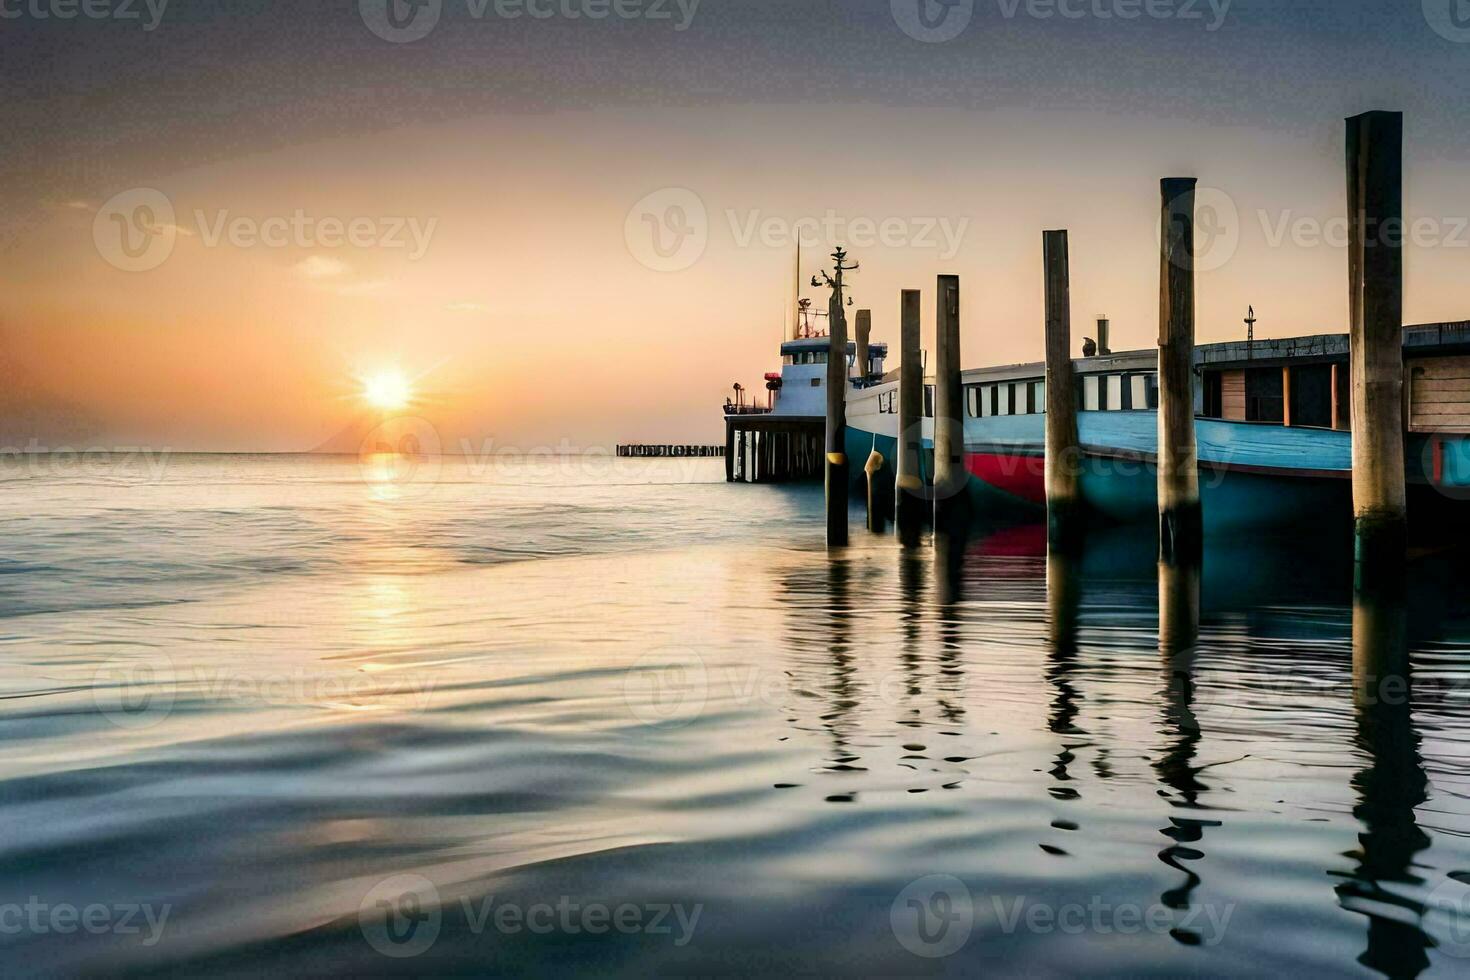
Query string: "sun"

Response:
xmin=362 ymin=370 xmax=412 ymax=411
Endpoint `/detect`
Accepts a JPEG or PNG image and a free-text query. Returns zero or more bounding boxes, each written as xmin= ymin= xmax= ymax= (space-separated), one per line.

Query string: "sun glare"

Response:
xmin=362 ymin=370 xmax=412 ymax=411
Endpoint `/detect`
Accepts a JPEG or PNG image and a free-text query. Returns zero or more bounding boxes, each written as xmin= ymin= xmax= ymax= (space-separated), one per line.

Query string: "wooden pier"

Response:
xmin=617 ymin=444 xmax=724 ymax=458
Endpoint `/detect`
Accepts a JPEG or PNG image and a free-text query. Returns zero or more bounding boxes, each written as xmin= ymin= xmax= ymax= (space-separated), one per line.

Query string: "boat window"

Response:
xmin=1129 ymin=374 xmax=1147 ymax=411
xmin=1033 ymin=381 xmax=1046 ymax=414
xmin=1105 ymin=375 xmax=1122 ymax=411
xmin=1246 ymin=368 xmax=1284 ymax=422
xmin=997 ymin=383 xmax=1011 ymax=416
xmin=924 ymin=385 xmax=934 ymax=418
xmin=1082 ymin=375 xmax=1100 ymax=411
xmin=966 ymin=386 xmax=981 ymax=418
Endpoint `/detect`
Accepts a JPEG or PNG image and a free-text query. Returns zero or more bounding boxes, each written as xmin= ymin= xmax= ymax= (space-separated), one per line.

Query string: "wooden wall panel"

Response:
xmin=1410 ymin=356 xmax=1470 ymax=433
xmin=1220 ymin=370 xmax=1247 ymax=421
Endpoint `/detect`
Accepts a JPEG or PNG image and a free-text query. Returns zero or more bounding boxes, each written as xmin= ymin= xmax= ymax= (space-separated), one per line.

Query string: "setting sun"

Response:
xmin=362 ymin=370 xmax=412 ymax=411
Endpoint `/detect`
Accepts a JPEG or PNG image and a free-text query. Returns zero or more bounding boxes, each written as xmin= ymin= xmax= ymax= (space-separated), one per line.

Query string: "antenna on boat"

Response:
xmin=1245 ymin=305 xmax=1257 ymax=359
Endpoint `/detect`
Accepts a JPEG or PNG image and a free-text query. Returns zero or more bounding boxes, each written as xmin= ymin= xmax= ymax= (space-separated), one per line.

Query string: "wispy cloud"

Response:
xmin=294 ymin=255 xmax=350 ymax=280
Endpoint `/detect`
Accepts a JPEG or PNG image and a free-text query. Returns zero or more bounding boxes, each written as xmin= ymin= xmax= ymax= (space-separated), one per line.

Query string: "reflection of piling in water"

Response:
xmin=932 ymin=527 xmax=967 ymax=725
xmin=895 ymin=289 xmax=926 ymax=545
xmin=1043 ymin=230 xmax=1083 ymax=553
xmin=1154 ymin=559 xmax=1216 ymax=934
xmin=1046 ymin=551 xmax=1085 ymax=795
xmin=1157 ymin=178 xmax=1202 ymax=566
xmin=933 ymin=274 xmax=968 ymax=532
xmin=1346 ymin=111 xmax=1407 ymax=576
xmin=1343 ymin=583 xmax=1431 ymax=977
xmin=898 ymin=547 xmax=927 ymax=713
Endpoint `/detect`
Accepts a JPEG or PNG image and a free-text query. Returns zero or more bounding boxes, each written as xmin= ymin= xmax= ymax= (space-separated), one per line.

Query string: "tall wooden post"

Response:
xmin=820 ymin=249 xmax=856 ymax=547
xmin=724 ymin=422 xmax=735 ymax=482
xmin=1158 ymin=178 xmax=1201 ymax=565
xmin=895 ymin=289 xmax=924 ymax=545
xmin=1347 ymin=110 xmax=1406 ymax=573
xmin=854 ymin=309 xmax=872 ymax=384
xmin=1043 ymin=230 xmax=1082 ymax=552
xmin=933 ymin=274 xmax=966 ymax=530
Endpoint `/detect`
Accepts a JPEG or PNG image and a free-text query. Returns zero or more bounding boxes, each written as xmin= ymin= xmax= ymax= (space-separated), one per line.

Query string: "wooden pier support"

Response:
xmin=895 ymin=289 xmax=925 ymax=545
xmin=1346 ymin=110 xmax=1407 ymax=574
xmin=854 ymin=309 xmax=872 ymax=384
xmin=1157 ymin=178 xmax=1201 ymax=565
xmin=825 ymin=294 xmax=849 ymax=547
xmin=933 ymin=274 xmax=967 ymax=531
xmin=1043 ymin=230 xmax=1083 ymax=553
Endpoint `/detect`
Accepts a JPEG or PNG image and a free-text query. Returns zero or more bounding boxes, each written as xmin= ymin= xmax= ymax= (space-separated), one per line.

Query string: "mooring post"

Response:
xmin=724 ymin=423 xmax=735 ymax=482
xmin=933 ymin=274 xmax=966 ymax=532
xmin=865 ymin=446 xmax=887 ymax=533
xmin=1158 ymin=178 xmax=1201 ymax=565
xmin=1346 ymin=110 xmax=1406 ymax=577
xmin=1043 ymin=230 xmax=1082 ymax=553
xmin=895 ymin=289 xmax=924 ymax=545
xmin=825 ymin=289 xmax=850 ymax=547
xmin=854 ymin=309 xmax=872 ymax=385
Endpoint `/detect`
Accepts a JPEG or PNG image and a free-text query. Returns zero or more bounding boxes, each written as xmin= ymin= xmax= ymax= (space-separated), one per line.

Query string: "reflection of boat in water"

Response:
xmin=844 ymin=322 xmax=1470 ymax=531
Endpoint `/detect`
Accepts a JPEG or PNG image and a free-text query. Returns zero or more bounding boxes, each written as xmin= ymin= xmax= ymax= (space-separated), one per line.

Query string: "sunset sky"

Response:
xmin=2 ymin=0 xmax=1469 ymax=451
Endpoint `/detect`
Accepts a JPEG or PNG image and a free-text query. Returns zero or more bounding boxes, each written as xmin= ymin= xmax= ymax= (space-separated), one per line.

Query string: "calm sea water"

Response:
xmin=4 ymin=453 xmax=1470 ymax=976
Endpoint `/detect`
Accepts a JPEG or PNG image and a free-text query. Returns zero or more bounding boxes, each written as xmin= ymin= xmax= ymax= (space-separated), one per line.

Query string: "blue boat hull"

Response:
xmin=846 ymin=409 xmax=1470 ymax=532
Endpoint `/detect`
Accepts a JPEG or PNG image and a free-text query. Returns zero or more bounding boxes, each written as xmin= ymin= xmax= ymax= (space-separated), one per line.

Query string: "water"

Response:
xmin=4 ymin=453 xmax=1470 ymax=976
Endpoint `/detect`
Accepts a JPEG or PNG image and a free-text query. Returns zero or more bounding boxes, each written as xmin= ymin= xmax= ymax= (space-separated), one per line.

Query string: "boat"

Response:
xmin=842 ymin=319 xmax=1470 ymax=532
xmin=727 ymin=301 xmax=1470 ymax=532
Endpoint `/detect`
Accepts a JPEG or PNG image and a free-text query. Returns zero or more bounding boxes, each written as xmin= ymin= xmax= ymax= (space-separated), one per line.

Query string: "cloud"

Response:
xmin=333 ymin=278 xmax=389 ymax=296
xmin=294 ymin=255 xmax=351 ymax=279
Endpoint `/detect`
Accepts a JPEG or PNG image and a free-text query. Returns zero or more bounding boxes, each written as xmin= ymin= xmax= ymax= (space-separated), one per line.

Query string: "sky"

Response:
xmin=2 ymin=0 xmax=1469 ymax=451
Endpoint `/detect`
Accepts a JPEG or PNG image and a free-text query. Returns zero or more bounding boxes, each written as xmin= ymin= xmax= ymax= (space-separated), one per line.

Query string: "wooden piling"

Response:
xmin=933 ymin=274 xmax=966 ymax=530
xmin=724 ymin=425 xmax=735 ymax=482
xmin=1157 ymin=178 xmax=1201 ymax=565
xmin=854 ymin=309 xmax=872 ymax=384
xmin=895 ymin=289 xmax=924 ymax=545
xmin=1346 ymin=110 xmax=1407 ymax=571
xmin=825 ymin=296 xmax=849 ymax=546
xmin=1043 ymin=230 xmax=1082 ymax=552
